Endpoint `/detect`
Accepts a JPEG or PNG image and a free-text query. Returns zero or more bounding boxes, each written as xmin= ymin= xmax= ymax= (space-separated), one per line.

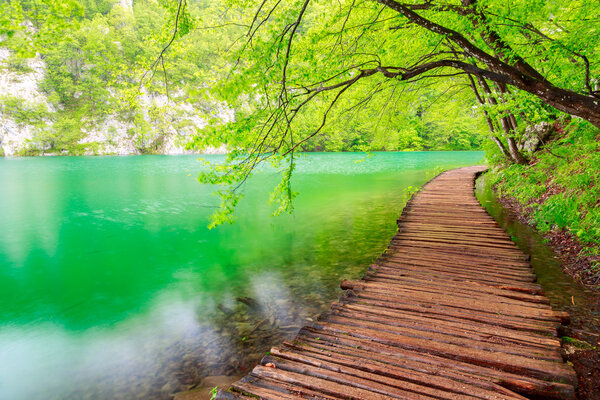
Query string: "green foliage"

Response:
xmin=0 ymin=0 xmax=245 ymax=155
xmin=4 ymin=0 xmax=597 ymax=230
xmin=268 ymin=158 xmax=297 ymax=216
xmin=425 ymin=166 xmax=447 ymax=180
xmin=180 ymin=1 xmax=497 ymax=224
xmin=403 ymin=185 xmax=419 ymax=201
xmin=562 ymin=336 xmax=594 ymax=350
xmin=490 ymin=121 xmax=600 ymax=252
xmin=0 ymin=95 xmax=49 ymax=126
xmin=0 ymin=55 xmax=33 ymax=73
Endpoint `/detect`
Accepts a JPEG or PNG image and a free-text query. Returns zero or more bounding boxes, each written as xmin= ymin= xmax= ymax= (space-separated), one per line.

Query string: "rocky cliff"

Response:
xmin=0 ymin=47 xmax=230 ymax=157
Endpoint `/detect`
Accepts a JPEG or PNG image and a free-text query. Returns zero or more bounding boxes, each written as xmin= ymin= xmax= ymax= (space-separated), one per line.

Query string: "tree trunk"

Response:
xmin=379 ymin=0 xmax=600 ymax=129
xmin=467 ymin=75 xmax=512 ymax=160
xmin=490 ymin=132 xmax=511 ymax=159
xmin=505 ymin=129 xmax=528 ymax=164
xmin=519 ymin=81 xmax=600 ymax=129
xmin=477 ymin=78 xmax=528 ymax=164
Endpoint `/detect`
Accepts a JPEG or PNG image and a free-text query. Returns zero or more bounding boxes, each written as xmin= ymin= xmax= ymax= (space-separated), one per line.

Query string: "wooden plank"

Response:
xmin=338 ymin=291 xmax=560 ymax=334
xmin=344 ymin=288 xmax=562 ymax=323
xmin=249 ymin=365 xmax=436 ymax=400
xmin=378 ymin=257 xmax=536 ymax=280
xmin=262 ymin=355 xmax=484 ymax=400
xmin=392 ymin=233 xmax=519 ymax=248
xmin=320 ymin=313 xmax=563 ymax=361
xmin=330 ymin=303 xmax=561 ymax=348
xmin=370 ymin=263 xmax=540 ymax=288
xmin=218 ymin=166 xmax=576 ymax=400
xmin=229 ymin=377 xmax=307 ymax=400
xmin=359 ymin=271 xmax=546 ymax=298
xmin=307 ymin=321 xmax=573 ymax=382
xmin=382 ymin=251 xmax=532 ymax=271
xmin=292 ymin=333 xmax=574 ymax=400
xmin=366 ymin=270 xmax=545 ymax=295
xmin=341 ymin=278 xmax=551 ymax=305
xmin=262 ymin=353 xmax=508 ymax=400
xmin=273 ymin=343 xmax=529 ymax=400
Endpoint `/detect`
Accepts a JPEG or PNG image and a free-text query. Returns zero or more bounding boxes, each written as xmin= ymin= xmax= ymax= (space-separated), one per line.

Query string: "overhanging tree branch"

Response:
xmin=373 ymin=0 xmax=600 ymax=128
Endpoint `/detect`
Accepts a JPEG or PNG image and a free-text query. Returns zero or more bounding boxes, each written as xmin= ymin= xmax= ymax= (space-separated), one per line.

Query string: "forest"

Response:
xmin=1 ymin=1 xmax=600 ymax=400
xmin=1 ymin=0 xmax=599 ymax=279
xmin=0 ymin=0 xmax=483 ymax=157
xmin=1 ymin=0 xmax=598 ymax=277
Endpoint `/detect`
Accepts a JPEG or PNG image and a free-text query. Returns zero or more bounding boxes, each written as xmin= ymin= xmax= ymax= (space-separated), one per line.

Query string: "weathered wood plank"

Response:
xmin=330 ymin=303 xmax=561 ymax=348
xmin=273 ymin=343 xmax=529 ymax=400
xmin=292 ymin=333 xmax=575 ymax=400
xmin=341 ymin=279 xmax=551 ymax=306
xmin=217 ymin=166 xmax=576 ymax=400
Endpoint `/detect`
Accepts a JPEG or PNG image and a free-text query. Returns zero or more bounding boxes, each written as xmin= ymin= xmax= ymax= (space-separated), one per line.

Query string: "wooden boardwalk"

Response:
xmin=216 ymin=166 xmax=576 ymax=400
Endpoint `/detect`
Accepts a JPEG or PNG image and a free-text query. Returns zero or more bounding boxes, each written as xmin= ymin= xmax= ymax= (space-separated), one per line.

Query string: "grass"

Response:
xmin=489 ymin=120 xmax=600 ymax=255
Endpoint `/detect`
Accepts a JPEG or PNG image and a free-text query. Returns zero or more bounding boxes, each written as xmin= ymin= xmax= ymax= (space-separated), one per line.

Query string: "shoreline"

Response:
xmin=493 ymin=190 xmax=600 ymax=292
xmin=0 ymin=149 xmax=486 ymax=160
xmin=487 ymin=184 xmax=600 ymax=400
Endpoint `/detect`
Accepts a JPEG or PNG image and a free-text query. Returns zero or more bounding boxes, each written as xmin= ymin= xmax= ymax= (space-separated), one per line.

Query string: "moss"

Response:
xmin=491 ymin=121 xmax=600 ymax=252
xmin=562 ymin=336 xmax=594 ymax=349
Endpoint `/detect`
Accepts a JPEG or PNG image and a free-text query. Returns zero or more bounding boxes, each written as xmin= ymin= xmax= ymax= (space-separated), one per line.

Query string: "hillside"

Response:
xmin=0 ymin=0 xmax=233 ymax=156
xmin=0 ymin=0 xmax=483 ymax=156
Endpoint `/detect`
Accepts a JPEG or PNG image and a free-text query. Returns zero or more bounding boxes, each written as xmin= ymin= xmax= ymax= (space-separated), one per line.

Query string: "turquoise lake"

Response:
xmin=0 ymin=152 xmax=484 ymax=399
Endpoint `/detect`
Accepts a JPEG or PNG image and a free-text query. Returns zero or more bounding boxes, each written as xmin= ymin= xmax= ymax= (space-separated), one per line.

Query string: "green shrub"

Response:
xmin=492 ymin=120 xmax=600 ymax=252
xmin=0 ymin=96 xmax=49 ymax=126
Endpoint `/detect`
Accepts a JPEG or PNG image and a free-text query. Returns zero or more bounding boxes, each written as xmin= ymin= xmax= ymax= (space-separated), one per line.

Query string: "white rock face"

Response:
xmin=0 ymin=49 xmax=231 ymax=157
xmin=118 ymin=0 xmax=133 ymax=13
xmin=0 ymin=49 xmax=53 ymax=156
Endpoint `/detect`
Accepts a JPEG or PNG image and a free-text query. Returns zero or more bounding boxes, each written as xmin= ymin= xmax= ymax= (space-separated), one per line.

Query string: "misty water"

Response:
xmin=0 ymin=152 xmax=484 ymax=399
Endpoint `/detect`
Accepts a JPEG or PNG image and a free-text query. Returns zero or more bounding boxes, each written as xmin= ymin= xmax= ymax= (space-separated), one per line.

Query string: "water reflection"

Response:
xmin=476 ymin=174 xmax=600 ymax=342
xmin=0 ymin=276 xmax=318 ymax=400
xmin=0 ymin=152 xmax=485 ymax=399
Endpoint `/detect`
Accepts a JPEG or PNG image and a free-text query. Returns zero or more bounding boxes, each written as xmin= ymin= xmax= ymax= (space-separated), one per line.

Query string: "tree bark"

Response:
xmin=477 ymin=77 xmax=528 ymax=164
xmin=376 ymin=0 xmax=600 ymax=129
xmin=461 ymin=0 xmax=547 ymax=82
xmin=504 ymin=127 xmax=528 ymax=165
xmin=467 ymin=75 xmax=512 ymax=160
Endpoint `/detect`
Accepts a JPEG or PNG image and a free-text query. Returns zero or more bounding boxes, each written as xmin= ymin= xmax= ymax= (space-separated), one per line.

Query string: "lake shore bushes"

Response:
xmin=488 ymin=120 xmax=600 ymax=289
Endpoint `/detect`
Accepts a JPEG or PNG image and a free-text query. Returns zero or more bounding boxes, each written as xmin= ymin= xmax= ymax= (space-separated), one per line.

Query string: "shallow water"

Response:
xmin=476 ymin=174 xmax=600 ymax=342
xmin=0 ymin=152 xmax=484 ymax=400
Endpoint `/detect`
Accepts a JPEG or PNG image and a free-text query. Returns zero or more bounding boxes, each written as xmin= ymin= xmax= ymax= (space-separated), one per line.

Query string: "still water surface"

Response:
xmin=476 ymin=175 xmax=600 ymax=343
xmin=0 ymin=152 xmax=484 ymax=399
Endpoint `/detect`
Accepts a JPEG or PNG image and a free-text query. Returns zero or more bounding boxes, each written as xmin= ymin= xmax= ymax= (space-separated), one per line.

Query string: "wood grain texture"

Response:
xmin=216 ymin=166 xmax=576 ymax=400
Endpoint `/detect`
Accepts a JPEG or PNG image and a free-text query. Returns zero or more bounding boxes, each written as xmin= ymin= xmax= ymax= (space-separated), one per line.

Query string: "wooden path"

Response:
xmin=216 ymin=166 xmax=576 ymax=400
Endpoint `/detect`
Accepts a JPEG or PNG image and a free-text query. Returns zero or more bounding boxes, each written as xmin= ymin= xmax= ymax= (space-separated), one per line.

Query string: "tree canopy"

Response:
xmin=1 ymin=0 xmax=484 ymax=156
xmin=2 ymin=0 xmax=599 ymax=226
xmin=169 ymin=0 xmax=599 ymax=224
xmin=0 ymin=0 xmax=243 ymax=154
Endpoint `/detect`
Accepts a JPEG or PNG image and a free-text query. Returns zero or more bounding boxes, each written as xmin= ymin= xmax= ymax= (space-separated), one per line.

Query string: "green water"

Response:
xmin=476 ymin=175 xmax=600 ymax=343
xmin=0 ymin=152 xmax=484 ymax=400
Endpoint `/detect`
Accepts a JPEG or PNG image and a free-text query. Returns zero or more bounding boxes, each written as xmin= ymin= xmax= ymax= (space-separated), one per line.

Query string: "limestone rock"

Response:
xmin=520 ymin=122 xmax=555 ymax=153
xmin=0 ymin=48 xmax=231 ymax=156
